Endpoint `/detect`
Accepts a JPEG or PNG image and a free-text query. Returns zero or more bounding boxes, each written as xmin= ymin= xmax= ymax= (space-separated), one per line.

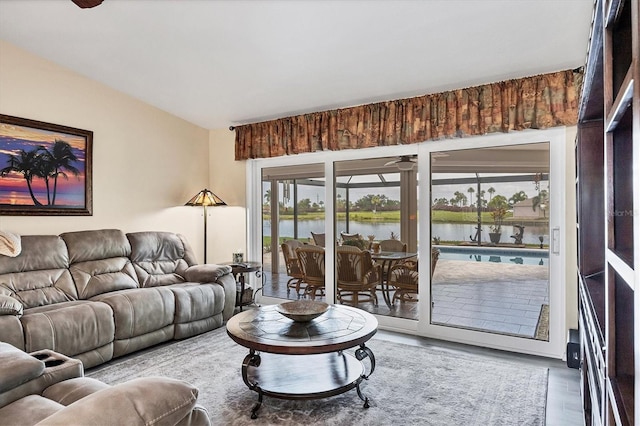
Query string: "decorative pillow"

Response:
xmin=184 ymin=264 xmax=232 ymax=282
xmin=0 ymin=230 xmax=21 ymax=257
xmin=0 ymin=295 xmax=23 ymax=316
xmin=35 ymin=377 xmax=199 ymax=426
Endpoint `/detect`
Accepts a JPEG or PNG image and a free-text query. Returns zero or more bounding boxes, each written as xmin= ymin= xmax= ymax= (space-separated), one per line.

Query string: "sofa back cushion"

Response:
xmin=127 ymin=232 xmax=197 ymax=287
xmin=0 ymin=236 xmax=77 ymax=308
xmin=61 ymin=230 xmax=139 ymax=299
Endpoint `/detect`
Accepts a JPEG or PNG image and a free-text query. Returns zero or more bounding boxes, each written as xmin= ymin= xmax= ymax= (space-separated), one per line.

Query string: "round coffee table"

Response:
xmin=226 ymin=304 xmax=378 ymax=419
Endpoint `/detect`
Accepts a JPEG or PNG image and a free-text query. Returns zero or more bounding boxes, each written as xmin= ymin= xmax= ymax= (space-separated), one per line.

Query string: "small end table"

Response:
xmin=221 ymin=261 xmax=262 ymax=311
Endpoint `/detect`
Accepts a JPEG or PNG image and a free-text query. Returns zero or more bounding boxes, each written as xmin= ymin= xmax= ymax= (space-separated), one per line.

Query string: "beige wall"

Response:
xmin=0 ymin=41 xmax=214 ymax=262
xmin=206 ymin=129 xmax=247 ymax=263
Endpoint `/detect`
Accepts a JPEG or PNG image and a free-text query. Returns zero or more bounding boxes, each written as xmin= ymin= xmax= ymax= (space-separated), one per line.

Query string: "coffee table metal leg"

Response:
xmin=242 ymin=350 xmax=264 ymax=419
xmin=354 ymin=343 xmax=375 ymax=408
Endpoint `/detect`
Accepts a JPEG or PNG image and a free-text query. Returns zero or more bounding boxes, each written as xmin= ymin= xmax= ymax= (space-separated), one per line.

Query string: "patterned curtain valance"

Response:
xmin=234 ymin=69 xmax=581 ymax=160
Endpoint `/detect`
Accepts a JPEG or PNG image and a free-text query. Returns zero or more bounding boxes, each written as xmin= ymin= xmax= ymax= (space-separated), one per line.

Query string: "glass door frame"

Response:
xmin=417 ymin=127 xmax=567 ymax=359
xmin=246 ymin=127 xmax=569 ymax=359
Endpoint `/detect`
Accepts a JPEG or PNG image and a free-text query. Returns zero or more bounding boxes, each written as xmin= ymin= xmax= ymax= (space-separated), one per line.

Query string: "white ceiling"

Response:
xmin=0 ymin=0 xmax=595 ymax=130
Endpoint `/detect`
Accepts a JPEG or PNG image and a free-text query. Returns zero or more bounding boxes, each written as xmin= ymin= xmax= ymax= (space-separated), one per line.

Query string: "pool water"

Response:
xmin=435 ymin=246 xmax=548 ymax=266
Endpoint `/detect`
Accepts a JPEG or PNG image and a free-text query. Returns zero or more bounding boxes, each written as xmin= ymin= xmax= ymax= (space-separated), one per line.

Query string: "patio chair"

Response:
xmin=310 ymin=232 xmax=326 ymax=247
xmin=281 ymin=239 xmax=306 ymax=296
xmin=336 ymin=245 xmax=380 ymax=307
xmin=378 ymin=239 xmax=407 ymax=253
xmin=295 ymin=245 xmax=326 ymax=300
xmin=387 ymin=247 xmax=439 ymax=303
xmin=388 ymin=260 xmax=419 ymax=303
xmin=340 ymin=232 xmax=362 ymax=243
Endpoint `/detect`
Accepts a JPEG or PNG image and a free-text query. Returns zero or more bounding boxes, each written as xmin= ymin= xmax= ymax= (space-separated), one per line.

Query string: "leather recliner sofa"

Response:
xmin=0 ymin=229 xmax=236 ymax=368
xmin=0 ymin=342 xmax=210 ymax=426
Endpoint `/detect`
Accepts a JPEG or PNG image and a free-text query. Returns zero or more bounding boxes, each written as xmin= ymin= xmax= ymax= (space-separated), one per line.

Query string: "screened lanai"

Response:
xmin=258 ymin=144 xmax=551 ymax=341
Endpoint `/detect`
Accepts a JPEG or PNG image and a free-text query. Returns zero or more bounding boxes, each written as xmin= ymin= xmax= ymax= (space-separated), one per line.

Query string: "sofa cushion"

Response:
xmin=91 ymin=287 xmax=175 ymax=340
xmin=0 ymin=342 xmax=44 ymax=393
xmin=61 ymin=229 xmax=139 ymax=299
xmin=0 ymin=294 xmax=23 ymax=315
xmin=0 ymin=236 xmax=77 ymax=308
xmin=0 ymin=395 xmax=63 ymax=425
xmin=35 ymin=377 xmax=199 ymax=426
xmin=0 ymin=235 xmax=68 ymax=274
xmin=0 ymin=315 xmax=25 ymax=350
xmin=171 ymin=283 xmax=225 ymax=324
xmin=183 ymin=264 xmax=232 ymax=282
xmin=43 ymin=377 xmax=110 ymax=406
xmin=61 ymin=229 xmax=131 ymax=264
xmin=127 ymin=232 xmax=195 ymax=287
xmin=68 ymin=258 xmax=139 ymax=299
xmin=22 ymin=301 xmax=115 ymax=356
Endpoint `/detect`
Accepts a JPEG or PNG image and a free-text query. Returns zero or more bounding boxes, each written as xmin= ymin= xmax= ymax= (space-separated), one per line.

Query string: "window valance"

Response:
xmin=234 ymin=69 xmax=581 ymax=160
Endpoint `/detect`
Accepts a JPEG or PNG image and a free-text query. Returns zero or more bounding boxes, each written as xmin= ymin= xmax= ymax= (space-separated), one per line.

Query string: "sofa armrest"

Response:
xmin=0 ymin=295 xmax=23 ymax=316
xmin=0 ymin=343 xmax=44 ymax=395
xmin=184 ymin=264 xmax=232 ymax=282
xmin=35 ymin=377 xmax=204 ymax=426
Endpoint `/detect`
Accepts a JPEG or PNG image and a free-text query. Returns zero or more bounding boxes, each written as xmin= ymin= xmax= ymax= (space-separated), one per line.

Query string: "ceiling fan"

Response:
xmin=384 ymin=155 xmax=417 ymax=171
xmin=384 ymin=152 xmax=450 ymax=170
xmin=71 ymin=0 xmax=103 ymax=8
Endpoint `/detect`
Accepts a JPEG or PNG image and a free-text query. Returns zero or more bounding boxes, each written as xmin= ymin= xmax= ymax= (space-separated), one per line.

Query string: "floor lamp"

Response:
xmin=185 ymin=188 xmax=226 ymax=263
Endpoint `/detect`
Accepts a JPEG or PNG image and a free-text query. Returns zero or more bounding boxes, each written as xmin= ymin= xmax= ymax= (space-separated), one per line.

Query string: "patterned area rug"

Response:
xmin=87 ymin=328 xmax=548 ymax=425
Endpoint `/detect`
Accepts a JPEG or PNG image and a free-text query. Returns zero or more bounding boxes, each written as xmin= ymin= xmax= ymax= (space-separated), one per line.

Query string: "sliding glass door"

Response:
xmin=429 ymin=143 xmax=550 ymax=341
xmin=260 ymin=164 xmax=325 ymax=300
xmin=249 ymin=128 xmax=568 ymax=358
xmin=333 ymin=157 xmax=419 ymax=320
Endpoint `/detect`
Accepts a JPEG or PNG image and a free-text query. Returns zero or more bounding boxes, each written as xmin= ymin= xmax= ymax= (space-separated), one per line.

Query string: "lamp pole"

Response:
xmin=203 ymin=204 xmax=208 ymax=263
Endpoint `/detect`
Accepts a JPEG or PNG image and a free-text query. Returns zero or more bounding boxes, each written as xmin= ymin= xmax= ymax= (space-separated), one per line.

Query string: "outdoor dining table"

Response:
xmin=370 ymin=251 xmax=417 ymax=307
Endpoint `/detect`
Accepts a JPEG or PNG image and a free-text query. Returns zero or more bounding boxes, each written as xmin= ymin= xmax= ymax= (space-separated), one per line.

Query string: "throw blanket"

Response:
xmin=0 ymin=231 xmax=21 ymax=257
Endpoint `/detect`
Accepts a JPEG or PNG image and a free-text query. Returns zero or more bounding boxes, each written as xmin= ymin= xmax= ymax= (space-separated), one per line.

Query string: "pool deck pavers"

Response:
xmin=261 ymin=254 xmax=550 ymax=339
xmin=431 ymin=260 xmax=549 ymax=338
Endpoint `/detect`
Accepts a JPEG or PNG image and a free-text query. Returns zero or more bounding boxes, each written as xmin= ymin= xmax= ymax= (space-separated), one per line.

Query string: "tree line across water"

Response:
xmin=264 ymin=186 xmax=549 ymax=216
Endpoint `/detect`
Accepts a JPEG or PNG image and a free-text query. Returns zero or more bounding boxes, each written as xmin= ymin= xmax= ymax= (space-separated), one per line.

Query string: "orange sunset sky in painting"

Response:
xmin=0 ymin=122 xmax=87 ymax=207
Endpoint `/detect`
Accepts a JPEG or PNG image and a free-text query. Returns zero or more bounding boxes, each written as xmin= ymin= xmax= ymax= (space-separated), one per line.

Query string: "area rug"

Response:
xmin=87 ymin=328 xmax=548 ymax=425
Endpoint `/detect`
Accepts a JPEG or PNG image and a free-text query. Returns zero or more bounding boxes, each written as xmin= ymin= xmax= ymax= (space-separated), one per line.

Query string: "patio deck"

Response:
xmin=257 ymin=252 xmax=549 ymax=341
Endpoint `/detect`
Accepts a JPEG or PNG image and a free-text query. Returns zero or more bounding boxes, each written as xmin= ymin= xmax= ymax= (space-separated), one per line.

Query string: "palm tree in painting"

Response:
xmin=34 ymin=147 xmax=55 ymax=205
xmin=42 ymin=140 xmax=79 ymax=205
xmin=0 ymin=149 xmax=44 ymax=206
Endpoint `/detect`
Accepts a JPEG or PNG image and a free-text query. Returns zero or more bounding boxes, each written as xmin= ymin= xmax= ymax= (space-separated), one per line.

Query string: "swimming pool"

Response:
xmin=435 ymin=245 xmax=548 ymax=266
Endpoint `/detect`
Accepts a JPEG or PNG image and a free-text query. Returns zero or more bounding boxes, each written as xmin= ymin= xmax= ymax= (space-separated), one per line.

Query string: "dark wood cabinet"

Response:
xmin=577 ymin=1 xmax=638 ymax=425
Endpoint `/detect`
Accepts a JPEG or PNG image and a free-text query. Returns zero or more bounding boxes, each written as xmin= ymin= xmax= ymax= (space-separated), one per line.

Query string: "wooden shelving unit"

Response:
xmin=577 ymin=0 xmax=638 ymax=425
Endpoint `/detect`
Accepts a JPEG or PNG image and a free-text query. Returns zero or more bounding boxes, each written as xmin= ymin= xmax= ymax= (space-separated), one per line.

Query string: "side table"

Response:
xmin=221 ymin=261 xmax=262 ymax=311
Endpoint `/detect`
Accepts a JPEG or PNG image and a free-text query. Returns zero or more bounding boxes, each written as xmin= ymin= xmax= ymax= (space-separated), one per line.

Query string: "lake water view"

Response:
xmin=264 ymin=219 xmax=548 ymax=246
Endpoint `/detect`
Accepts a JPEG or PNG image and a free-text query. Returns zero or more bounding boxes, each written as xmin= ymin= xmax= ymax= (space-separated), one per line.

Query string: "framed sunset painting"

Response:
xmin=0 ymin=114 xmax=92 ymax=215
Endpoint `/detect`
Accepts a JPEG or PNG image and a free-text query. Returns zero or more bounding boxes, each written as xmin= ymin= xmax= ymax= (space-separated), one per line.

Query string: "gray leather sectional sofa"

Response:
xmin=0 ymin=229 xmax=236 ymax=369
xmin=0 ymin=342 xmax=211 ymax=425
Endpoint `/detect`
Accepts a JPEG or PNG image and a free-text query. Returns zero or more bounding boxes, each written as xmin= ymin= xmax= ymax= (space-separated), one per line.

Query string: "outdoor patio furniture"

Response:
xmin=310 ymin=232 xmax=326 ymax=247
xmin=388 ymin=259 xmax=419 ymax=302
xmin=336 ymin=245 xmax=380 ymax=307
xmin=340 ymin=232 xmax=362 ymax=243
xmin=295 ymin=245 xmax=326 ymax=299
xmin=281 ymin=240 xmax=306 ymax=296
xmin=387 ymin=247 xmax=439 ymax=304
xmin=378 ymin=239 xmax=407 ymax=253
